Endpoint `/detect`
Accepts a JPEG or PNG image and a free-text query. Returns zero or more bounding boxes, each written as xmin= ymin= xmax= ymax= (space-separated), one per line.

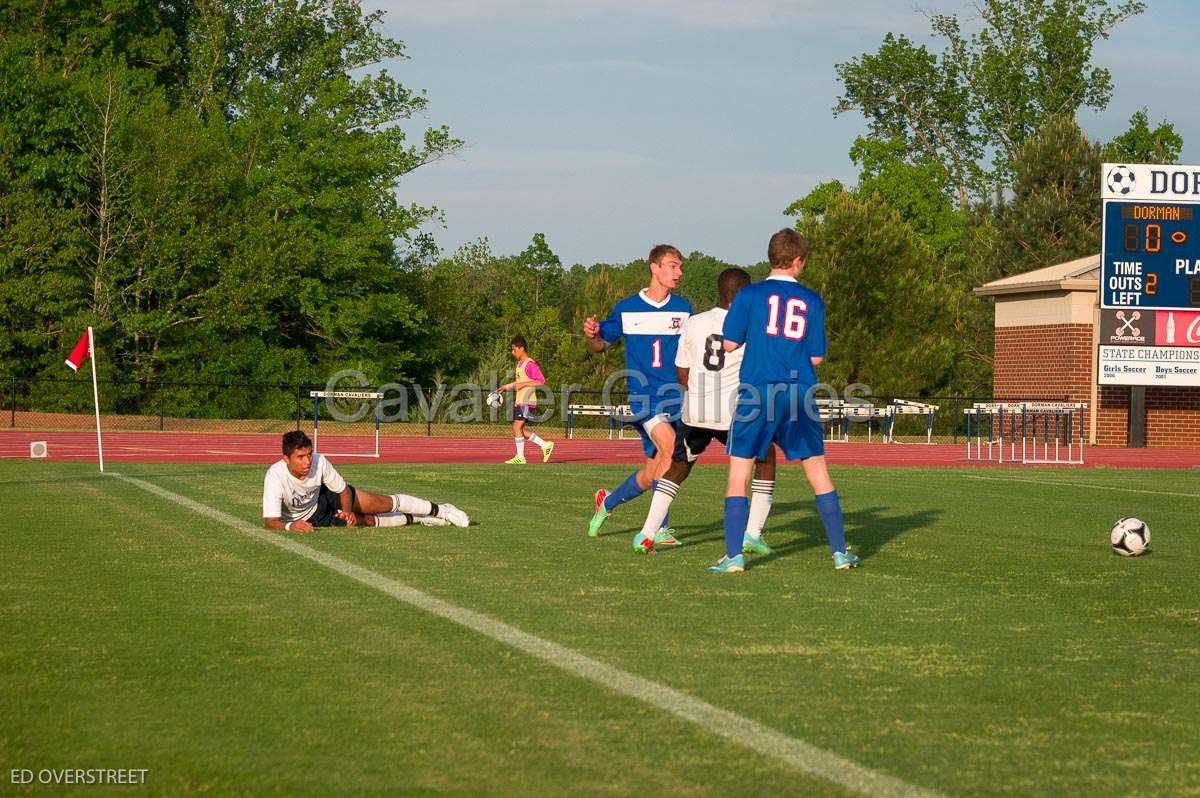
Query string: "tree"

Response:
xmin=0 ymin=0 xmax=460 ymax=407
xmin=799 ymin=191 xmax=970 ymax=395
xmin=1103 ymin=109 xmax=1183 ymax=164
xmin=836 ymin=0 xmax=1146 ymax=206
xmin=992 ymin=115 xmax=1101 ymax=280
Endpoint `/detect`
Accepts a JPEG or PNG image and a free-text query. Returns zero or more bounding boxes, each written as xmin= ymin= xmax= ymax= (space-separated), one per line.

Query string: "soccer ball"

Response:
xmin=1106 ymin=165 xmax=1136 ymax=196
xmin=1110 ymin=517 xmax=1150 ymax=556
xmin=485 ymin=390 xmax=503 ymax=408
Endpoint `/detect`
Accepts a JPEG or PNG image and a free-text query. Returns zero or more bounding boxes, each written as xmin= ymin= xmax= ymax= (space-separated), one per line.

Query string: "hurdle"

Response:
xmin=885 ymin=399 xmax=940 ymax=443
xmin=310 ymin=390 xmax=383 ymax=458
xmin=964 ymin=402 xmax=1086 ymax=464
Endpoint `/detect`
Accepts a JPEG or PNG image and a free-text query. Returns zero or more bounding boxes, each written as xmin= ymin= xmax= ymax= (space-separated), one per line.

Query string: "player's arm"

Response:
xmin=674 ymin=318 xmax=691 ymax=386
xmin=722 ymin=291 xmax=749 ymax=352
xmin=316 ymin=459 xmax=356 ymax=527
xmin=808 ymin=296 xmax=827 ymax=369
xmin=586 ymin=309 xmax=624 ymax=353
xmin=265 ymin=517 xmax=313 ymax=533
xmin=583 ymin=315 xmax=608 ymax=352
xmin=262 ymin=476 xmax=311 ymax=532
xmin=336 ymin=486 xmax=357 ymax=527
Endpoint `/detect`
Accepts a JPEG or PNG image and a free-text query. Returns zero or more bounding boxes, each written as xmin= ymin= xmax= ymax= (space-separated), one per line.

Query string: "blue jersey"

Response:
xmin=722 ymin=275 xmax=825 ymax=386
xmin=599 ymin=290 xmax=692 ymax=412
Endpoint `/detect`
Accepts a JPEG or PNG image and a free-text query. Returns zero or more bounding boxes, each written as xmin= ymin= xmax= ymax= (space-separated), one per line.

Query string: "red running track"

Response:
xmin=2 ymin=430 xmax=1199 ymax=469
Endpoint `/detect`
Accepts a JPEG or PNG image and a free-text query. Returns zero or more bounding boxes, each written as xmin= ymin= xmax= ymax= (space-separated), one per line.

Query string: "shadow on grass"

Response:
xmin=661 ymin=501 xmax=939 ymax=568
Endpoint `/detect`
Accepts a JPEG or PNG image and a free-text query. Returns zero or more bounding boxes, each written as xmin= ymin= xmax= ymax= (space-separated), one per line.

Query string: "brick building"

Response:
xmin=975 ymin=254 xmax=1200 ymax=447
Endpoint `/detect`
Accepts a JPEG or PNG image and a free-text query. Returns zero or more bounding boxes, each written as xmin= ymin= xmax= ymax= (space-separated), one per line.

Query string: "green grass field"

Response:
xmin=1 ymin=460 xmax=1197 ymax=796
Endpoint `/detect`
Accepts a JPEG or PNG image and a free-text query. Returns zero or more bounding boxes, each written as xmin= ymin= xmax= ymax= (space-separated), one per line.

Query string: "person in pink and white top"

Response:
xmin=498 ymin=334 xmax=554 ymax=464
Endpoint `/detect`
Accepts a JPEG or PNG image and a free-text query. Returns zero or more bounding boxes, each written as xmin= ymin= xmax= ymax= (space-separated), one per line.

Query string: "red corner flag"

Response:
xmin=65 ymin=328 xmax=91 ymax=371
xmin=64 ymin=326 xmax=105 ymax=472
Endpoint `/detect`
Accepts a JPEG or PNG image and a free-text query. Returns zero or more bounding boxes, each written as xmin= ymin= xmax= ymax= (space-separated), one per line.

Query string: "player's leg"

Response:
xmin=521 ymin=414 xmax=554 ymax=462
xmin=587 ymin=414 xmax=664 ymax=537
xmin=784 ymin=395 xmax=857 ymax=569
xmin=506 ymin=416 xmax=527 ymax=463
xmin=711 ymin=386 xmax=772 ymax=572
xmin=633 ymin=426 xmax=701 ymax=552
xmin=353 ymin=486 xmax=470 ymax=528
xmin=709 ymin=455 xmax=754 ymax=571
xmin=742 ymin=445 xmax=778 ymax=555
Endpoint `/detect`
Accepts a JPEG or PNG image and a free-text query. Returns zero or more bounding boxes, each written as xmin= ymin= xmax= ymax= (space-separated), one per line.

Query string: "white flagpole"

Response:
xmin=88 ymin=326 xmax=105 ymax=473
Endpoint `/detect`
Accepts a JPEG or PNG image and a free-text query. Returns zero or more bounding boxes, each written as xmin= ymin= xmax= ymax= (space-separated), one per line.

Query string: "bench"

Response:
xmin=566 ymin=404 xmax=636 ymax=440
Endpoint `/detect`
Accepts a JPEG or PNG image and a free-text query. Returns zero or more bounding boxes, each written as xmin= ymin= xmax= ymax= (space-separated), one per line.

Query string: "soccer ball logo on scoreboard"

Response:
xmin=1105 ymin=164 xmax=1136 ymax=196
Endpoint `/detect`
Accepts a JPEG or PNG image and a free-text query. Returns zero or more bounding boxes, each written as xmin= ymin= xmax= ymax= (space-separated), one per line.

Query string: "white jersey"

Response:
xmin=675 ymin=306 xmax=743 ymax=431
xmin=261 ymin=454 xmax=347 ymax=522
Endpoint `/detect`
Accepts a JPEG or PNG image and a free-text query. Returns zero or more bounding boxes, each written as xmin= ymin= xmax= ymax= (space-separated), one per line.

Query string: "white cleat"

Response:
xmin=438 ymin=503 xmax=470 ymax=528
xmin=416 ymin=515 xmax=451 ymax=527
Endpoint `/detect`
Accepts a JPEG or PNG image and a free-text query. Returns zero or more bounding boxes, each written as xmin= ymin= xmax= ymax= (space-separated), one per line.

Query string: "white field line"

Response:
xmin=961 ymin=474 xmax=1200 ymax=499
xmin=111 ymin=471 xmax=939 ymax=798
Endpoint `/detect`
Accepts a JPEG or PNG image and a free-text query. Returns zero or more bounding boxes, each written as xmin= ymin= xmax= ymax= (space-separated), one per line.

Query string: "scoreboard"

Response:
xmin=1100 ymin=163 xmax=1200 ymax=386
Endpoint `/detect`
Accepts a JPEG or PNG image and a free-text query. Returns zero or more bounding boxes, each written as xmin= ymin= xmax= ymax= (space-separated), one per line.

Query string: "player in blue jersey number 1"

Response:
xmin=582 ymin=244 xmax=693 ymax=549
xmin=711 ymin=228 xmax=860 ymax=573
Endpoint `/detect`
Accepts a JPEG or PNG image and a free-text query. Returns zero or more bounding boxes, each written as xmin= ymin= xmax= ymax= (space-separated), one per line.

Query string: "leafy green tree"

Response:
xmin=992 ymin=115 xmax=1101 ymax=279
xmin=1103 ymin=109 xmax=1183 ymax=164
xmin=1 ymin=0 xmax=460 ymax=411
xmin=800 ymin=192 xmax=969 ymax=395
xmin=836 ymin=0 xmax=1145 ymax=205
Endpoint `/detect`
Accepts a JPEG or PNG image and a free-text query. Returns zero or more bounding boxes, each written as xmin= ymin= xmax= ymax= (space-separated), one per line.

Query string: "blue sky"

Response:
xmin=368 ymin=1 xmax=1200 ymax=267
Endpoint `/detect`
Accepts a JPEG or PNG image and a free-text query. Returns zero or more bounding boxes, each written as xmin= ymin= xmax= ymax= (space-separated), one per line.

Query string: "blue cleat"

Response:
xmin=832 ymin=550 xmax=861 ymax=570
xmin=707 ymin=554 xmax=745 ymax=573
xmin=742 ymin=534 xmax=772 ymax=555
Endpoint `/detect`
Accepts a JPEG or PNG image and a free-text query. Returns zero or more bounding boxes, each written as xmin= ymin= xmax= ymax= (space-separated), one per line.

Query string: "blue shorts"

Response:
xmin=309 ymin=484 xmax=358 ymax=527
xmin=727 ymin=384 xmax=824 ymax=461
xmin=632 ymin=413 xmax=679 ymax=458
xmin=509 ymin=404 xmax=537 ymax=423
xmin=628 ymin=393 xmax=682 ymax=458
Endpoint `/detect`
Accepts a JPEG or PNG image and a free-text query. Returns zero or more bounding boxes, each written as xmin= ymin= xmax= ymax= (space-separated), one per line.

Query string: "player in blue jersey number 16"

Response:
xmin=711 ymin=228 xmax=859 ymax=573
xmin=582 ymin=245 xmax=693 ymax=548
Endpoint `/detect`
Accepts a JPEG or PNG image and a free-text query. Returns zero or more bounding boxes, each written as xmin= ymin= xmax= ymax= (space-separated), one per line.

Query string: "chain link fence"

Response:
xmin=5 ymin=377 xmax=1075 ymax=445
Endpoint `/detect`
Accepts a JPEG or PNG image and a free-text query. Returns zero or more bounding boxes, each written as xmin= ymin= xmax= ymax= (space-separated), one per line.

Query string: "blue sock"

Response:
xmin=604 ymin=470 xmax=645 ymax=512
xmin=723 ymin=497 xmax=749 ymax=559
xmin=815 ymin=490 xmax=846 ymax=554
xmin=652 ymin=481 xmax=669 ymax=529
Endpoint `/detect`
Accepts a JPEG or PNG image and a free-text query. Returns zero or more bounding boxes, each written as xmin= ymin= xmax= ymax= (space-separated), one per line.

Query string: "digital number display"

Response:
xmin=1102 ymin=201 xmax=1200 ymax=309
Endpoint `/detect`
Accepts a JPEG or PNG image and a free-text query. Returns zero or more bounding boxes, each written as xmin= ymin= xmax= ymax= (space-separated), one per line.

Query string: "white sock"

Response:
xmin=526 ymin=432 xmax=548 ymax=449
xmin=514 ymin=437 xmax=526 ymax=457
xmin=375 ymin=512 xmax=414 ymax=527
xmin=391 ymin=494 xmax=433 ymax=515
xmin=639 ymin=479 xmax=679 ymax=536
xmin=746 ymin=479 xmax=774 ymax=539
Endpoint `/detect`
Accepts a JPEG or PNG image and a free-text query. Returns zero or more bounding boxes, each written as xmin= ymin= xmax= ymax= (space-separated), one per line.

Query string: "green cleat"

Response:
xmin=707 ymin=554 xmax=745 ymax=573
xmin=588 ymin=489 xmax=609 ymax=537
xmin=742 ymin=534 xmax=773 ymax=555
xmin=542 ymin=441 xmax=554 ymax=463
xmin=504 ymin=455 xmax=526 ymax=464
xmin=632 ymin=531 xmax=654 ymax=554
xmin=652 ymin=527 xmax=680 ymax=547
xmin=833 ymin=550 xmax=861 ymax=570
